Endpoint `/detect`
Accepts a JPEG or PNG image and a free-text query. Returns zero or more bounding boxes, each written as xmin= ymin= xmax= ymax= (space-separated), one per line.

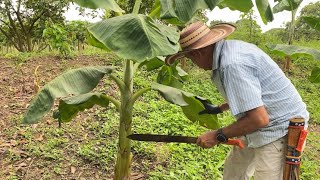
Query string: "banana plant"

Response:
xmin=267 ymin=15 xmax=320 ymax=83
xmin=271 ymin=0 xmax=303 ymax=72
xmin=23 ymin=0 xmax=275 ymax=179
xmin=273 ymin=0 xmax=303 ymax=45
xmin=267 ymin=43 xmax=320 ymax=81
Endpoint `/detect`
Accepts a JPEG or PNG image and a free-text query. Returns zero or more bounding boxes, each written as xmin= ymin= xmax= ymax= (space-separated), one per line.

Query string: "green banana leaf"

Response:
xmin=204 ymin=0 xmax=222 ymax=9
xmin=148 ymin=0 xmax=161 ymax=18
xmin=267 ymin=44 xmax=320 ymax=60
xmin=55 ymin=93 xmax=110 ymax=122
xmin=152 ymin=83 xmax=219 ymax=129
xmin=160 ymin=0 xmax=178 ymax=19
xmin=139 ymin=57 xmax=165 ymax=71
xmin=86 ymin=32 xmax=110 ymax=51
xmin=158 ymin=0 xmax=270 ymax=25
xmin=309 ymin=67 xmax=320 ymax=83
xmin=160 ymin=0 xmax=209 ymax=24
xmin=159 ymin=0 xmax=257 ymax=24
xmin=140 ymin=56 xmax=188 ymax=89
xmin=255 ymin=0 xmax=274 ymax=24
xmin=88 ymin=14 xmax=180 ymax=62
xmin=152 ymin=82 xmax=191 ymax=106
xmin=273 ymin=0 xmax=302 ymax=13
xmin=23 ymin=66 xmax=113 ymax=124
xmin=157 ymin=65 xmax=188 ymax=89
xmin=303 ymin=16 xmax=320 ymax=32
xmin=218 ymin=0 xmax=253 ymax=12
xmin=181 ymin=94 xmax=219 ymax=129
xmin=71 ymin=0 xmax=123 ymax=12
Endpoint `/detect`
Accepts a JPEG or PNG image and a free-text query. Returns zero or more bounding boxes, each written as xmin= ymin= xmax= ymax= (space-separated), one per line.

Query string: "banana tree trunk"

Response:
xmin=285 ymin=9 xmax=297 ymax=73
xmin=114 ymin=1 xmax=142 ymax=178
xmin=288 ymin=9 xmax=297 ymax=45
xmin=115 ymin=60 xmax=134 ymax=180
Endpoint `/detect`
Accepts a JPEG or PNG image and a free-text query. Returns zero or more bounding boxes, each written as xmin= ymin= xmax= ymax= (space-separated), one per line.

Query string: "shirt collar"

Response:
xmin=212 ymin=39 xmax=225 ymax=71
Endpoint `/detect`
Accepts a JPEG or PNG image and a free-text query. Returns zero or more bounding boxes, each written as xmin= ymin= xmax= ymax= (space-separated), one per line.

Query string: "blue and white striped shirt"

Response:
xmin=211 ymin=40 xmax=309 ymax=148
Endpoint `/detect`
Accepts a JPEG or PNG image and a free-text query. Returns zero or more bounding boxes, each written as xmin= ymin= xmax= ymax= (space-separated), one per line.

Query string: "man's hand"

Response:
xmin=196 ymin=130 xmax=219 ymax=148
xmin=195 ymin=97 xmax=222 ymax=115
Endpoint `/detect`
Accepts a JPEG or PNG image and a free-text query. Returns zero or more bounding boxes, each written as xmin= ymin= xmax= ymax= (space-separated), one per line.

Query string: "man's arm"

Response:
xmin=196 ymin=106 xmax=269 ymax=148
xmin=222 ymin=105 xmax=269 ymax=137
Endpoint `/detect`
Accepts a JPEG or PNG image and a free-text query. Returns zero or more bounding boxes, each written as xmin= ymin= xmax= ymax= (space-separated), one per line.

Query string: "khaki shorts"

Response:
xmin=223 ymin=136 xmax=286 ymax=180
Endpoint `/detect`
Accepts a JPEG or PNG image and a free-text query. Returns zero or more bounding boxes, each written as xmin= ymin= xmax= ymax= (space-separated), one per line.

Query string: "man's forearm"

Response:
xmin=221 ymin=106 xmax=269 ymax=138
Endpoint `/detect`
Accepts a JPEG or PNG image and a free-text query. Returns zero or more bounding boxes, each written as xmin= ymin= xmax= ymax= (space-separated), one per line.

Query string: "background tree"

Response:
xmin=0 ymin=0 xmax=68 ymax=52
xmin=273 ymin=0 xmax=303 ymax=45
xmin=272 ymin=0 xmax=303 ymax=72
xmin=103 ymin=0 xmax=155 ymax=18
xmin=294 ymin=2 xmax=320 ymax=41
xmin=229 ymin=10 xmax=263 ymax=45
xmin=262 ymin=28 xmax=287 ymax=44
xmin=43 ymin=22 xmax=72 ymax=58
xmin=65 ymin=20 xmax=90 ymax=51
xmin=118 ymin=0 xmax=155 ymax=14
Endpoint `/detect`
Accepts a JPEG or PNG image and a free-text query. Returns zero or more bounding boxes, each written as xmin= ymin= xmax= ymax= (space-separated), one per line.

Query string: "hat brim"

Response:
xmin=165 ymin=23 xmax=236 ymax=66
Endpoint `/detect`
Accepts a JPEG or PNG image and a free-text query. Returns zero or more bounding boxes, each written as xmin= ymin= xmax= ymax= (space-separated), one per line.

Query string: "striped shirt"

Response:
xmin=211 ymin=40 xmax=309 ymax=148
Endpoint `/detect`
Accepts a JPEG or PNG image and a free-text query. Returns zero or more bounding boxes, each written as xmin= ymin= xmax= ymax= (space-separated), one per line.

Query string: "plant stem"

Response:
xmin=114 ymin=60 xmax=134 ymax=180
xmin=132 ymin=0 xmax=142 ymax=14
xmin=131 ymin=87 xmax=152 ymax=104
xmin=110 ymin=74 xmax=126 ymax=94
xmin=102 ymin=95 xmax=120 ymax=112
xmin=288 ymin=9 xmax=297 ymax=45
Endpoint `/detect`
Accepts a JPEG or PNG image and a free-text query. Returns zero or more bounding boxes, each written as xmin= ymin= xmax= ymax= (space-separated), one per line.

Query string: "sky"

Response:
xmin=64 ymin=0 xmax=319 ymax=32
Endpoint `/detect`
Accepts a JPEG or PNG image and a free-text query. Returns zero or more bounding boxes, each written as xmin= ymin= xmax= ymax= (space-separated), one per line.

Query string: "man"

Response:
xmin=165 ymin=21 xmax=309 ymax=180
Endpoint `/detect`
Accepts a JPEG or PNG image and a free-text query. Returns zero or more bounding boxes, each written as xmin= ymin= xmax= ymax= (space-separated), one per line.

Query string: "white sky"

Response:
xmin=64 ymin=0 xmax=319 ymax=32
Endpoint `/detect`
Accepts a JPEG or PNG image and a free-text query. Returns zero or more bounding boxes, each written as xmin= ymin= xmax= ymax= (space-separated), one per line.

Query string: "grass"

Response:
xmin=301 ymin=131 xmax=320 ymax=180
xmin=290 ymin=57 xmax=320 ymax=124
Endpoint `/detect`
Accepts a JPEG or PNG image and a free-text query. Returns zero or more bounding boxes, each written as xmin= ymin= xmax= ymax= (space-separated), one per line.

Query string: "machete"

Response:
xmin=127 ymin=134 xmax=244 ymax=149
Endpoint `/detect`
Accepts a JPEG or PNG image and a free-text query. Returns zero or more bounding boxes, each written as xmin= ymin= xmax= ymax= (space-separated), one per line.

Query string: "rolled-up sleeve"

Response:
xmin=222 ymin=64 xmax=263 ymax=116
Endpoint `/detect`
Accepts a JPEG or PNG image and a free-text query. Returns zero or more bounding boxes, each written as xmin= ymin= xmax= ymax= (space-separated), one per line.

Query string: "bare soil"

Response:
xmin=0 ymin=56 xmax=146 ymax=180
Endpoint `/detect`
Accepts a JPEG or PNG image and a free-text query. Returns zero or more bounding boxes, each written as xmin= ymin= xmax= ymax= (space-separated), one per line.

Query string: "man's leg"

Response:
xmin=253 ymin=137 xmax=286 ymax=180
xmin=223 ymin=137 xmax=255 ymax=180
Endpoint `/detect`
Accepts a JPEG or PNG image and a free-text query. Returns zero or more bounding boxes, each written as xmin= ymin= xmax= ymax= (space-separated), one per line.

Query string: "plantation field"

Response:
xmin=0 ymin=53 xmax=319 ymax=179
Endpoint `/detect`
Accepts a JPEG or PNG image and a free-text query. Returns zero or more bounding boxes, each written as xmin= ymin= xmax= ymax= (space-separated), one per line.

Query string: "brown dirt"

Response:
xmin=0 ymin=55 xmax=146 ymax=180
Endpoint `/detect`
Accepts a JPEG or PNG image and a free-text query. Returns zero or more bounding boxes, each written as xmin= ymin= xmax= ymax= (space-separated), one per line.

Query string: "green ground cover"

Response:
xmin=1 ymin=44 xmax=319 ymax=179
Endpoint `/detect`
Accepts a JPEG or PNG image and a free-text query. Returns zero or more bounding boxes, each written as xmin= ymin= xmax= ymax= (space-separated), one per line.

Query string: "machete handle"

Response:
xmin=224 ymin=139 xmax=245 ymax=149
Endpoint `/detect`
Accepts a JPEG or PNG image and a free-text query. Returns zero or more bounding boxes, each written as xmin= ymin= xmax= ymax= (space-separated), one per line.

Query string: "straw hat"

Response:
xmin=165 ymin=21 xmax=236 ymax=65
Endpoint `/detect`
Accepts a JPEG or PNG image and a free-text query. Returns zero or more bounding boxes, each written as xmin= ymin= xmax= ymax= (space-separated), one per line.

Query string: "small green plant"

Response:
xmin=53 ymin=164 xmax=62 ymax=175
xmin=43 ymin=23 xmax=73 ymax=59
xmin=4 ymin=52 xmax=32 ymax=65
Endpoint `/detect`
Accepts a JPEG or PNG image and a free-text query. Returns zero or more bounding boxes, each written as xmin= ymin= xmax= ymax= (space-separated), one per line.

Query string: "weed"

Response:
xmin=9 ymin=173 xmax=19 ymax=180
xmin=53 ymin=163 xmax=62 ymax=175
xmin=5 ymin=149 xmax=22 ymax=162
xmin=5 ymin=52 xmax=32 ymax=65
xmin=300 ymin=132 xmax=320 ymax=179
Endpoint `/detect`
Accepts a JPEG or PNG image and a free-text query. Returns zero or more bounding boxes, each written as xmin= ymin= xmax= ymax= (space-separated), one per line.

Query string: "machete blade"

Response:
xmin=127 ymin=134 xmax=197 ymax=144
